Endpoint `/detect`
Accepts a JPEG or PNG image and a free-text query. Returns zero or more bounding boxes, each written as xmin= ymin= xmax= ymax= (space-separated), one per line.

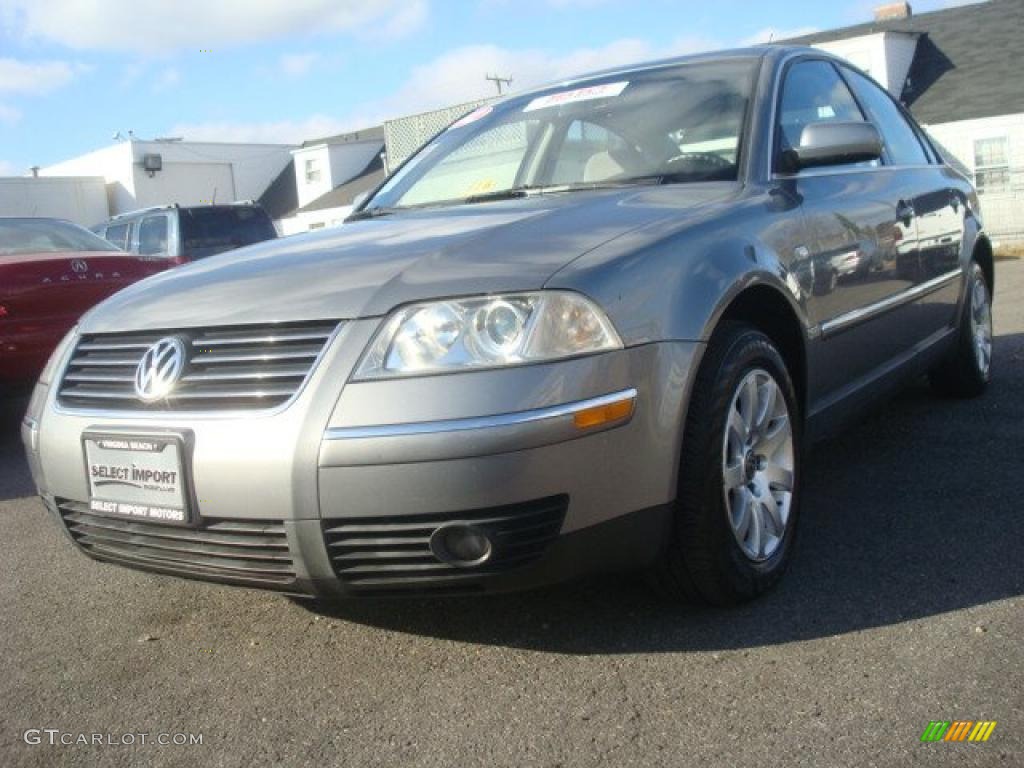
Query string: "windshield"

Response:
xmin=179 ymin=206 xmax=277 ymax=259
xmin=0 ymin=218 xmax=121 ymax=256
xmin=365 ymin=58 xmax=757 ymax=213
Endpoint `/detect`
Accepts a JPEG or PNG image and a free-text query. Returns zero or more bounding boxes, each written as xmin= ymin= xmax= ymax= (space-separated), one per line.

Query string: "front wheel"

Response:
xmin=653 ymin=324 xmax=801 ymax=606
xmin=929 ymin=261 xmax=992 ymax=398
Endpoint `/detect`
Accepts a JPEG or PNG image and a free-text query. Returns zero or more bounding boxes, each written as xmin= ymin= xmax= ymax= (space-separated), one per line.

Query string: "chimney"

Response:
xmin=874 ymin=2 xmax=912 ymax=21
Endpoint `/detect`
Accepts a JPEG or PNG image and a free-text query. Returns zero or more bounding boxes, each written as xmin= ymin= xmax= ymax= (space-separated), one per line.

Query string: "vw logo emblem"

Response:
xmin=134 ymin=337 xmax=187 ymax=402
xmin=71 ymin=259 xmax=88 ymax=274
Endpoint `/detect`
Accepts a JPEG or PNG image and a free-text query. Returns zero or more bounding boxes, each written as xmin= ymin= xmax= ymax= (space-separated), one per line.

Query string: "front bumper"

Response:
xmin=27 ymin=319 xmax=702 ymax=597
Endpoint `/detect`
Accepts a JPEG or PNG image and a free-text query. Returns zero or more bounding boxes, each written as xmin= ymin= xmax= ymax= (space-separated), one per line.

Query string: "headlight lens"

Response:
xmin=354 ymin=291 xmax=621 ymax=379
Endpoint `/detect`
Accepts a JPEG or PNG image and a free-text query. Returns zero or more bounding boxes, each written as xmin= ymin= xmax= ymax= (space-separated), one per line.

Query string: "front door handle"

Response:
xmin=896 ymin=200 xmax=915 ymax=225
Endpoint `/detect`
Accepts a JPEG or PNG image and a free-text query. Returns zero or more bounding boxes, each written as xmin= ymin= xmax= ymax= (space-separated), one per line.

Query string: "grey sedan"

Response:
xmin=22 ymin=46 xmax=993 ymax=605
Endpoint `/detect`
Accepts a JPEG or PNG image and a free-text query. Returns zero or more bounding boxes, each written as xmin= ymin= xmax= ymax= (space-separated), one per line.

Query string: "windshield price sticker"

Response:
xmin=523 ymin=81 xmax=629 ymax=112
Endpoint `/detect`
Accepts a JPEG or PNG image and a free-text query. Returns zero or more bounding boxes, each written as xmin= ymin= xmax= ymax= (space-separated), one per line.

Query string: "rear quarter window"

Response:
xmin=103 ymin=222 xmax=131 ymax=250
xmin=179 ymin=207 xmax=276 ymax=259
xmin=841 ymin=67 xmax=929 ymax=166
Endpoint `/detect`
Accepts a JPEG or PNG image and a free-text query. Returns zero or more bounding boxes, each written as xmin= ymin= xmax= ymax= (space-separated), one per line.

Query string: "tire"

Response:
xmin=652 ymin=323 xmax=801 ymax=606
xmin=929 ymin=261 xmax=992 ymax=398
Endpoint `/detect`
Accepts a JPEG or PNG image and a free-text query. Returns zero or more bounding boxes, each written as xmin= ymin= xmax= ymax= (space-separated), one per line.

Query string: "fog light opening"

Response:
xmin=430 ymin=524 xmax=493 ymax=568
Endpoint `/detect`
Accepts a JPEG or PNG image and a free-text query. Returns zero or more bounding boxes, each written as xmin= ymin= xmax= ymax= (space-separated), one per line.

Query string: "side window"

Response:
xmin=305 ymin=158 xmax=321 ymax=183
xmin=138 ymin=215 xmax=169 ymax=256
xmin=842 ymin=68 xmax=928 ymax=166
xmin=104 ymin=222 xmax=130 ymax=250
xmin=777 ymin=60 xmax=865 ymax=157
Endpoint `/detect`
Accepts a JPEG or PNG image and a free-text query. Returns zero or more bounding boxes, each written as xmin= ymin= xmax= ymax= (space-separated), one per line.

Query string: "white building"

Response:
xmin=36 ymin=138 xmax=294 ymax=226
xmin=276 ymin=127 xmax=386 ymax=235
xmin=793 ymin=0 xmax=1024 ymax=244
xmin=0 ymin=175 xmax=108 ymax=226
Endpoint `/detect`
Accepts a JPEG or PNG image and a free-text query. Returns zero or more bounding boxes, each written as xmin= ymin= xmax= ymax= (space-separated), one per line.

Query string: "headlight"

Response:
xmin=354 ymin=291 xmax=622 ymax=379
xmin=38 ymin=325 xmax=78 ymax=385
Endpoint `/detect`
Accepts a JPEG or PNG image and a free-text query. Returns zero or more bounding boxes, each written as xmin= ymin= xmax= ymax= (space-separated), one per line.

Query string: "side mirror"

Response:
xmin=781 ymin=121 xmax=882 ymax=172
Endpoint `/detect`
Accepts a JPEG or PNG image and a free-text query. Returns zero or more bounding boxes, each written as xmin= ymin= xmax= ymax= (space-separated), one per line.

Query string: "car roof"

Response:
xmin=108 ymin=202 xmax=264 ymax=221
xmin=495 ymin=45 xmax=821 ymax=102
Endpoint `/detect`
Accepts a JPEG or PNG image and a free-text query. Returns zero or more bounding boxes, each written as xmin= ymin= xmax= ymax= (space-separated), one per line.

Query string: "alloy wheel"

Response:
xmin=970 ymin=269 xmax=993 ymax=378
xmin=722 ymin=369 xmax=795 ymax=561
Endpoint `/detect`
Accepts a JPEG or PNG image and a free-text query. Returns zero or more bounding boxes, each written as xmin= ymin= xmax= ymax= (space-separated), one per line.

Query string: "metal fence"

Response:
xmin=383 ymin=98 xmax=493 ymax=173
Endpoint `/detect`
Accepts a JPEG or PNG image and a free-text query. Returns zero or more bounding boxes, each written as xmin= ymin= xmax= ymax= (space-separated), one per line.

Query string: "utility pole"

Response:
xmin=485 ymin=73 xmax=513 ymax=95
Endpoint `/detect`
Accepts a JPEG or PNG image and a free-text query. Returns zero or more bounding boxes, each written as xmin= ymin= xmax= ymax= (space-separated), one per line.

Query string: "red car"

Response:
xmin=1 ymin=217 xmax=174 ymax=389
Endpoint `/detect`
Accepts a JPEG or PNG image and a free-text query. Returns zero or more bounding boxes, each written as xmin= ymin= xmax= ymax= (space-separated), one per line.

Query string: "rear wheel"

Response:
xmin=653 ymin=324 xmax=801 ymax=606
xmin=929 ymin=261 xmax=992 ymax=398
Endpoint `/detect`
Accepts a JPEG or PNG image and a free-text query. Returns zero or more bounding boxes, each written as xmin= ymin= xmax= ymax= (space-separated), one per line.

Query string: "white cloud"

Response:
xmin=155 ymin=67 xmax=181 ymax=90
xmin=168 ymin=113 xmax=382 ymax=145
xmin=166 ymin=35 xmax=719 ymax=147
xmin=0 ymin=58 xmax=84 ymax=93
xmin=0 ymin=0 xmax=428 ymax=52
xmin=370 ymin=0 xmax=428 ymax=41
xmin=380 ymin=36 xmax=718 ymax=115
xmin=0 ymin=158 xmax=20 ymax=175
xmin=280 ymin=53 xmax=319 ymax=77
xmin=0 ymin=102 xmax=21 ymax=123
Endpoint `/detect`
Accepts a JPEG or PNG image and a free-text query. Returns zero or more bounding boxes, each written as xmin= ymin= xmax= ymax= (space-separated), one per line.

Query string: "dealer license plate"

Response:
xmin=83 ymin=432 xmax=189 ymax=525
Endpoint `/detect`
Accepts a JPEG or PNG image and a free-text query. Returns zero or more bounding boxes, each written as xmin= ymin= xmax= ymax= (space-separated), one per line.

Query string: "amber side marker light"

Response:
xmin=573 ymin=394 xmax=636 ymax=429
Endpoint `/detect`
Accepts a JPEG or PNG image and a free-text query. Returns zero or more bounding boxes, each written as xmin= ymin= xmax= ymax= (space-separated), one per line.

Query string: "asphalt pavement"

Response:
xmin=2 ymin=260 xmax=1022 ymax=768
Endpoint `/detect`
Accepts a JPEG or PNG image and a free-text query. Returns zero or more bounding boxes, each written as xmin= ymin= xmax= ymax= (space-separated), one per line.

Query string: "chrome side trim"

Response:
xmin=820 ymin=269 xmax=962 ymax=338
xmin=324 ymin=388 xmax=638 ymax=441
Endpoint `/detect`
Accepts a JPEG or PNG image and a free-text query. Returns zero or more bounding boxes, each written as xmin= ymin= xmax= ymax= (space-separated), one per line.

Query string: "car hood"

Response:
xmin=81 ymin=184 xmax=739 ymax=333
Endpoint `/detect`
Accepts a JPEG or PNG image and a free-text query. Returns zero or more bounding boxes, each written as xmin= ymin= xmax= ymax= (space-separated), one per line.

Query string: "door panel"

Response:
xmin=840 ymin=65 xmax=961 ymax=337
xmin=774 ymin=58 xmax=921 ymax=401
xmin=796 ymin=170 xmax=919 ymax=400
xmin=903 ymin=166 xmax=965 ymax=335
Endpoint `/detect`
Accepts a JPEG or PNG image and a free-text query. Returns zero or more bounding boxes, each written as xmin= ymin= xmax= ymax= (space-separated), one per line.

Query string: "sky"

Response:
xmin=0 ymin=0 xmax=980 ymax=175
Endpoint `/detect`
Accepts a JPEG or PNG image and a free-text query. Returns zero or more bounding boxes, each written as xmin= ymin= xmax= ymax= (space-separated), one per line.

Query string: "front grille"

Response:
xmin=57 ymin=321 xmax=338 ymax=411
xmin=323 ymin=496 xmax=568 ymax=593
xmin=57 ymin=500 xmax=297 ymax=591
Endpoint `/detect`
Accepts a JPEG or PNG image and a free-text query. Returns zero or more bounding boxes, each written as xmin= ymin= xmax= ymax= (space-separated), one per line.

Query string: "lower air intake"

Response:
xmin=57 ymin=499 xmax=298 ymax=591
xmin=322 ymin=495 xmax=568 ymax=593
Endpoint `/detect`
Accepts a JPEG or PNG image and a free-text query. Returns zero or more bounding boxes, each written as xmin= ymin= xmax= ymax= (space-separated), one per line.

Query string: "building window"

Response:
xmin=305 ymin=158 xmax=321 ymax=184
xmin=973 ymin=137 xmax=1010 ymax=194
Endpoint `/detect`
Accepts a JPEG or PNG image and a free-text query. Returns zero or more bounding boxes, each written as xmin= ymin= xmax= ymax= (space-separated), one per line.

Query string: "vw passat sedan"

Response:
xmin=23 ymin=47 xmax=994 ymax=604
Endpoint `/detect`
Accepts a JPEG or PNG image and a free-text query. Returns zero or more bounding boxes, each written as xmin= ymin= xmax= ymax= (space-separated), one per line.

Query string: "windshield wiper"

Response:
xmin=355 ymin=178 xmax=676 ymax=218
xmin=346 ymin=206 xmax=398 ymax=221
xmin=622 ymin=169 xmax=735 ymax=186
xmin=462 ymin=185 xmax=548 ymax=204
xmin=462 ymin=180 xmax=657 ymax=205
